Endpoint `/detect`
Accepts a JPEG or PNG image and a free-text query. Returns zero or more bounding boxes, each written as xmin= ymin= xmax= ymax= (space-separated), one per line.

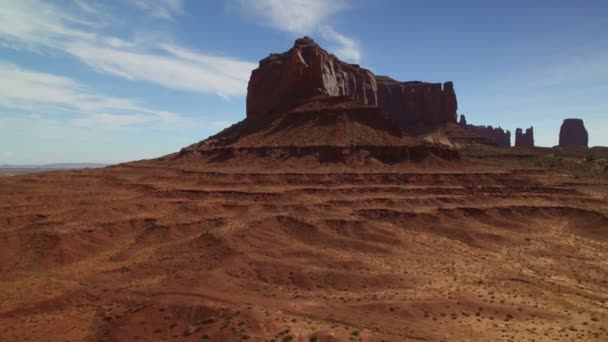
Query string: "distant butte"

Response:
xmin=559 ymin=119 xmax=588 ymax=147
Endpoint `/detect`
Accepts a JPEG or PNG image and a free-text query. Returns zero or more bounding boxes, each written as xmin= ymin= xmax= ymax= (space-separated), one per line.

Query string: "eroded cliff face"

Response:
xmin=247 ymin=37 xmax=377 ymax=119
xmin=458 ymin=115 xmax=511 ymax=147
xmin=246 ymin=37 xmax=457 ymax=129
xmin=515 ymin=127 xmax=534 ymax=147
xmin=559 ymin=119 xmax=588 ymax=147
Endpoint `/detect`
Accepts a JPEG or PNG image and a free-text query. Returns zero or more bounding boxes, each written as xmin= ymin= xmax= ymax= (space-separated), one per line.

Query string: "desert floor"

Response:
xmin=1 ymin=153 xmax=607 ymax=341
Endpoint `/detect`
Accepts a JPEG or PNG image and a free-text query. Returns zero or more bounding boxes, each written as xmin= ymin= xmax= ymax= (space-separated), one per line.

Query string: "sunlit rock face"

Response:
xmin=247 ymin=37 xmax=377 ymax=119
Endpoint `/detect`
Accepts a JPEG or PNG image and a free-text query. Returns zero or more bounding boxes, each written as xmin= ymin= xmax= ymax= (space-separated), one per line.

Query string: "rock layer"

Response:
xmin=559 ymin=119 xmax=588 ymax=147
xmin=515 ymin=127 xmax=534 ymax=147
xmin=247 ymin=37 xmax=457 ymax=129
xmin=458 ymin=115 xmax=511 ymax=147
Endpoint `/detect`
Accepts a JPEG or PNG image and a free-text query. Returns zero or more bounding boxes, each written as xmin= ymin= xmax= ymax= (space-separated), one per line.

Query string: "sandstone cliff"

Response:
xmin=559 ymin=119 xmax=588 ymax=147
xmin=247 ymin=37 xmax=457 ymax=129
xmin=515 ymin=127 xmax=534 ymax=147
xmin=247 ymin=37 xmax=377 ymax=119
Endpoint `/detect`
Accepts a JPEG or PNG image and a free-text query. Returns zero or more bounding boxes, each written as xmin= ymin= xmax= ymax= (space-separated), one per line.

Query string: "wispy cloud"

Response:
xmin=127 ymin=0 xmax=184 ymax=20
xmin=0 ymin=61 xmax=186 ymax=128
xmin=65 ymin=41 xmax=255 ymax=98
xmin=0 ymin=0 xmax=97 ymax=50
xmin=235 ymin=0 xmax=362 ymax=63
xmin=237 ymin=0 xmax=347 ymax=34
xmin=320 ymin=26 xmax=361 ymax=64
xmin=0 ymin=0 xmax=255 ymax=98
xmin=528 ymin=52 xmax=608 ymax=88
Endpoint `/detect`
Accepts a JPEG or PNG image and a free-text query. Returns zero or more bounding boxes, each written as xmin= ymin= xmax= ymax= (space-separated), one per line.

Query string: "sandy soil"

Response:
xmin=1 ymin=153 xmax=607 ymax=342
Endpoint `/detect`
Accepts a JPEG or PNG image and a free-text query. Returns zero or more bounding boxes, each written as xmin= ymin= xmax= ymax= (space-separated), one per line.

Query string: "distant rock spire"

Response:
xmin=515 ymin=127 xmax=534 ymax=147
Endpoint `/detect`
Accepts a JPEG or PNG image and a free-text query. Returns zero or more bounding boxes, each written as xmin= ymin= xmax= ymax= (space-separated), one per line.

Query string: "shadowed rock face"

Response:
xmin=247 ymin=37 xmax=457 ymax=129
xmin=515 ymin=127 xmax=534 ymax=147
xmin=375 ymin=77 xmax=457 ymax=128
xmin=559 ymin=119 xmax=588 ymax=147
xmin=458 ymin=115 xmax=511 ymax=147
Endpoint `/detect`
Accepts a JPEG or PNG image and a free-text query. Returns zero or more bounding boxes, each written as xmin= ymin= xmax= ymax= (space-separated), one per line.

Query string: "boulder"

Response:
xmin=559 ymin=119 xmax=588 ymax=147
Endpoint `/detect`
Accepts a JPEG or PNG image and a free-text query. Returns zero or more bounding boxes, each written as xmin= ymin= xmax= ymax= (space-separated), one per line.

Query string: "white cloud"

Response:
xmin=0 ymin=0 xmax=96 ymax=50
xmin=235 ymin=0 xmax=362 ymax=63
xmin=127 ymin=0 xmax=184 ymax=20
xmin=238 ymin=0 xmax=347 ymax=34
xmin=0 ymin=61 xmax=185 ymax=128
xmin=0 ymin=0 xmax=254 ymax=98
xmin=320 ymin=26 xmax=361 ymax=64
xmin=65 ymin=41 xmax=255 ymax=98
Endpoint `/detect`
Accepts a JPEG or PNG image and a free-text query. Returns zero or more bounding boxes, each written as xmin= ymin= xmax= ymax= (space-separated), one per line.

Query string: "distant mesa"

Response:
xmin=458 ymin=114 xmax=511 ymax=147
xmin=515 ymin=127 xmax=534 ymax=147
xmin=559 ymin=119 xmax=588 ymax=147
xmin=247 ymin=36 xmax=457 ymax=131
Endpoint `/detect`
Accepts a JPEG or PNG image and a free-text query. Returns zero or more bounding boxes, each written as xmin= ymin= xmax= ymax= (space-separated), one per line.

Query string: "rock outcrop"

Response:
xmin=247 ymin=37 xmax=457 ymax=129
xmin=457 ymin=115 xmax=511 ymax=147
xmin=559 ymin=119 xmax=588 ymax=147
xmin=515 ymin=127 xmax=534 ymax=147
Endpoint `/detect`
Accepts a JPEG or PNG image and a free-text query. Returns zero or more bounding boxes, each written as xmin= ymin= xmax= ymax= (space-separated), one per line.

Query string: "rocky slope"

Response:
xmin=178 ymin=95 xmax=458 ymax=164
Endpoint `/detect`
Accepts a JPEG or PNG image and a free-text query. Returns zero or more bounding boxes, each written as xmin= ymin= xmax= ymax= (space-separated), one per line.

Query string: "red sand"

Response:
xmin=1 ymin=150 xmax=607 ymax=341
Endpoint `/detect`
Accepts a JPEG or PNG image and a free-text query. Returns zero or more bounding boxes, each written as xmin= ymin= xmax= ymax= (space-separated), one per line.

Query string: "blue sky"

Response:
xmin=1 ymin=0 xmax=607 ymax=164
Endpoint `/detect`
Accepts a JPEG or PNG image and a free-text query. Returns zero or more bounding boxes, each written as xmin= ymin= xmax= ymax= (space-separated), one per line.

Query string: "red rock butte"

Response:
xmin=174 ymin=37 xmax=466 ymax=165
xmin=559 ymin=118 xmax=589 ymax=147
xmin=247 ymin=37 xmax=457 ymax=130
